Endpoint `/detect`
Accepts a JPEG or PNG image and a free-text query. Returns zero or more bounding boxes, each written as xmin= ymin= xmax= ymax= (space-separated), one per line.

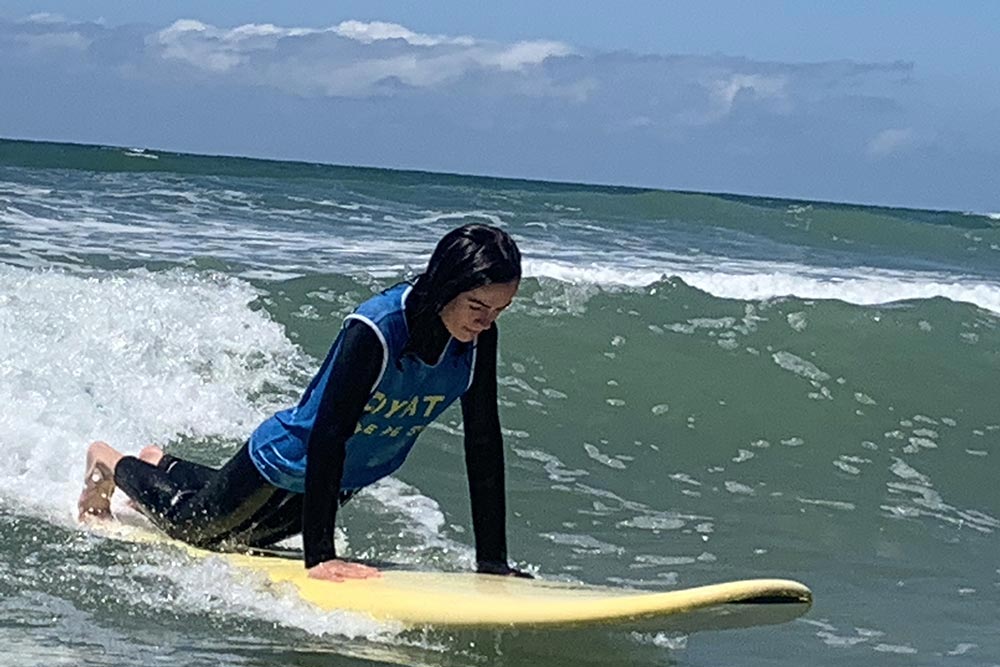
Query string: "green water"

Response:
xmin=1 ymin=139 xmax=998 ymax=665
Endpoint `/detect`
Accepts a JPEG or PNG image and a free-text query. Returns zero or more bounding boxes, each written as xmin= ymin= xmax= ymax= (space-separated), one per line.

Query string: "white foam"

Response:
xmin=540 ymin=532 xmax=624 ymax=555
xmin=0 ymin=179 xmax=433 ymax=276
xmin=135 ymin=552 xmax=395 ymax=640
xmin=4 ymin=174 xmax=998 ymax=314
xmin=0 ymin=264 xmax=478 ymax=645
xmin=522 ymin=259 xmax=666 ymax=287
xmin=0 ymin=265 xmax=308 ymax=520
xmin=361 ymin=477 xmax=475 ymax=567
xmin=386 ymin=209 xmax=510 ymax=228
xmin=884 ymin=458 xmax=998 ymax=533
xmin=524 ymin=259 xmax=1000 ymax=314
xmin=0 ymin=180 xmax=53 ymax=197
xmin=771 ymin=351 xmax=832 ymax=382
xmin=583 ymin=442 xmax=628 ymax=470
xmin=681 ymin=267 xmax=1000 ymax=314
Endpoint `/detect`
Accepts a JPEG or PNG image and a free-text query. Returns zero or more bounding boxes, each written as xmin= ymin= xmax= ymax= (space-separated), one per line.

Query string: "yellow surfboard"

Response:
xmin=98 ymin=522 xmax=812 ymax=632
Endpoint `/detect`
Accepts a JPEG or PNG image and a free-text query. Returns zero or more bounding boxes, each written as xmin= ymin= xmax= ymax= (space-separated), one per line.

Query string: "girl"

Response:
xmin=78 ymin=224 xmax=527 ymax=581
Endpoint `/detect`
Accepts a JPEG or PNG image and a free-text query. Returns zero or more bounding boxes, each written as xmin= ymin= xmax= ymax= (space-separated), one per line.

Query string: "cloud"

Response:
xmin=487 ymin=40 xmax=573 ymax=71
xmin=2 ymin=14 xmax=948 ymax=201
xmin=2 ymin=15 xmax=912 ymax=113
xmin=149 ymin=19 xmax=574 ymax=95
xmin=14 ymin=30 xmax=90 ymax=52
xmin=20 ymin=12 xmax=69 ymax=25
xmin=683 ymin=72 xmax=791 ymax=125
xmin=867 ymin=127 xmax=915 ymax=157
xmin=332 ymin=19 xmax=474 ymax=47
xmin=3 ymin=14 xmax=95 ymax=53
xmin=712 ymin=73 xmax=788 ymax=111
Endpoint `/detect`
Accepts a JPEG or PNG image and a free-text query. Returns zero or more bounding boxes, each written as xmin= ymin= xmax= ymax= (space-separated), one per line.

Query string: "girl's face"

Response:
xmin=439 ymin=281 xmax=519 ymax=342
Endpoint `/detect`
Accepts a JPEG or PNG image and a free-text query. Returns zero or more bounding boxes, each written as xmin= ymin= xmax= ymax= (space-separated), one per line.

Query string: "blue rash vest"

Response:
xmin=248 ymin=283 xmax=477 ymax=493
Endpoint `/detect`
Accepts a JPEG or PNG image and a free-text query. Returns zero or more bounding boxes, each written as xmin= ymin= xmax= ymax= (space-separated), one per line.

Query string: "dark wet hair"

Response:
xmin=407 ymin=223 xmax=521 ymax=334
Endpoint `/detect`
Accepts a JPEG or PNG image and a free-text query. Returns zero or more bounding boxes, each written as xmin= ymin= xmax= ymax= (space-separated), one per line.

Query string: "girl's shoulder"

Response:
xmin=354 ymin=282 xmax=410 ymax=319
xmin=348 ymin=283 xmax=411 ymax=354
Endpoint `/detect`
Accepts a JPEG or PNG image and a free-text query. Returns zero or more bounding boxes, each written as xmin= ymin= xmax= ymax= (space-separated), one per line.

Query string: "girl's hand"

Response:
xmin=307 ymin=559 xmax=381 ymax=582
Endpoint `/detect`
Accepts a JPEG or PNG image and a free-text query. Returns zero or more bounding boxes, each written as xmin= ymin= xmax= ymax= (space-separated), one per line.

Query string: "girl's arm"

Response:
xmin=460 ymin=323 xmax=528 ymax=576
xmin=303 ymin=320 xmax=383 ymax=570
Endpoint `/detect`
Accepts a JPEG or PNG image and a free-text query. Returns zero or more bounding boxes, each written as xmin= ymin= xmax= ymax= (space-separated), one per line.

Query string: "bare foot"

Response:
xmin=78 ymin=461 xmax=115 ymax=520
xmin=78 ymin=441 xmax=123 ymax=521
xmin=138 ymin=445 xmax=164 ymax=466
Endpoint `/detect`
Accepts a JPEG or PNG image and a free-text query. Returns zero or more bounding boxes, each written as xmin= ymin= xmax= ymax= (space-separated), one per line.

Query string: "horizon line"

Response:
xmin=1 ymin=134 xmax=991 ymax=218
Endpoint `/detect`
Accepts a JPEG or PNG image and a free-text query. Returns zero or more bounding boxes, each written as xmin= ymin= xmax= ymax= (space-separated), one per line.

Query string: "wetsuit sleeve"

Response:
xmin=460 ymin=323 xmax=509 ymax=569
xmin=303 ymin=319 xmax=385 ymax=568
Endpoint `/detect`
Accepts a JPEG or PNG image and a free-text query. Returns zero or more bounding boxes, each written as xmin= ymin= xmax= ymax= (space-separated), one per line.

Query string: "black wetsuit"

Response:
xmin=115 ymin=315 xmax=510 ymax=571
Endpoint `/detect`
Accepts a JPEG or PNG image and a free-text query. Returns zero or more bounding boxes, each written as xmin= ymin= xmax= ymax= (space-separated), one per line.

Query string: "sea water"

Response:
xmin=1 ymin=138 xmax=998 ymax=666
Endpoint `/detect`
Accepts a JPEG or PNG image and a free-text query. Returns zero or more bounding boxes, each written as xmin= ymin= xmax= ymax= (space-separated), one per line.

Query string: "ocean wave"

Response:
xmin=0 ymin=265 xmax=307 ymax=517
xmin=525 ymin=259 xmax=1000 ymax=314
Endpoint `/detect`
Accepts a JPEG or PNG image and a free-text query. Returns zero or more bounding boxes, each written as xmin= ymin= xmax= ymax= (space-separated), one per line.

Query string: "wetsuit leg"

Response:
xmin=233 ymin=490 xmax=358 ymax=549
xmin=114 ymin=457 xmax=199 ymax=516
xmin=114 ymin=442 xmax=294 ymax=549
xmin=114 ymin=446 xmax=363 ymax=555
xmin=233 ymin=493 xmax=305 ymax=548
xmin=157 ymin=454 xmax=218 ymax=491
xmin=115 ymin=453 xmax=220 ymax=509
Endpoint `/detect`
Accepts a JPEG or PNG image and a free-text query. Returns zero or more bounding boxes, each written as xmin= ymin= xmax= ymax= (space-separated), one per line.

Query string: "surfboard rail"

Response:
xmin=91 ymin=519 xmax=813 ymax=632
xmin=261 ymin=560 xmax=813 ymax=630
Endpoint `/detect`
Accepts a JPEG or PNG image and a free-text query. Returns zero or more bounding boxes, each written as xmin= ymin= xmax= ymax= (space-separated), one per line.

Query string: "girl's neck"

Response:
xmin=404 ymin=300 xmax=451 ymax=365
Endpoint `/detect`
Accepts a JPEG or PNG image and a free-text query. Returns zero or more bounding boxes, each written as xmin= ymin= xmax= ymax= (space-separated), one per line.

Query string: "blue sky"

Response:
xmin=1 ymin=2 xmax=998 ymax=212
